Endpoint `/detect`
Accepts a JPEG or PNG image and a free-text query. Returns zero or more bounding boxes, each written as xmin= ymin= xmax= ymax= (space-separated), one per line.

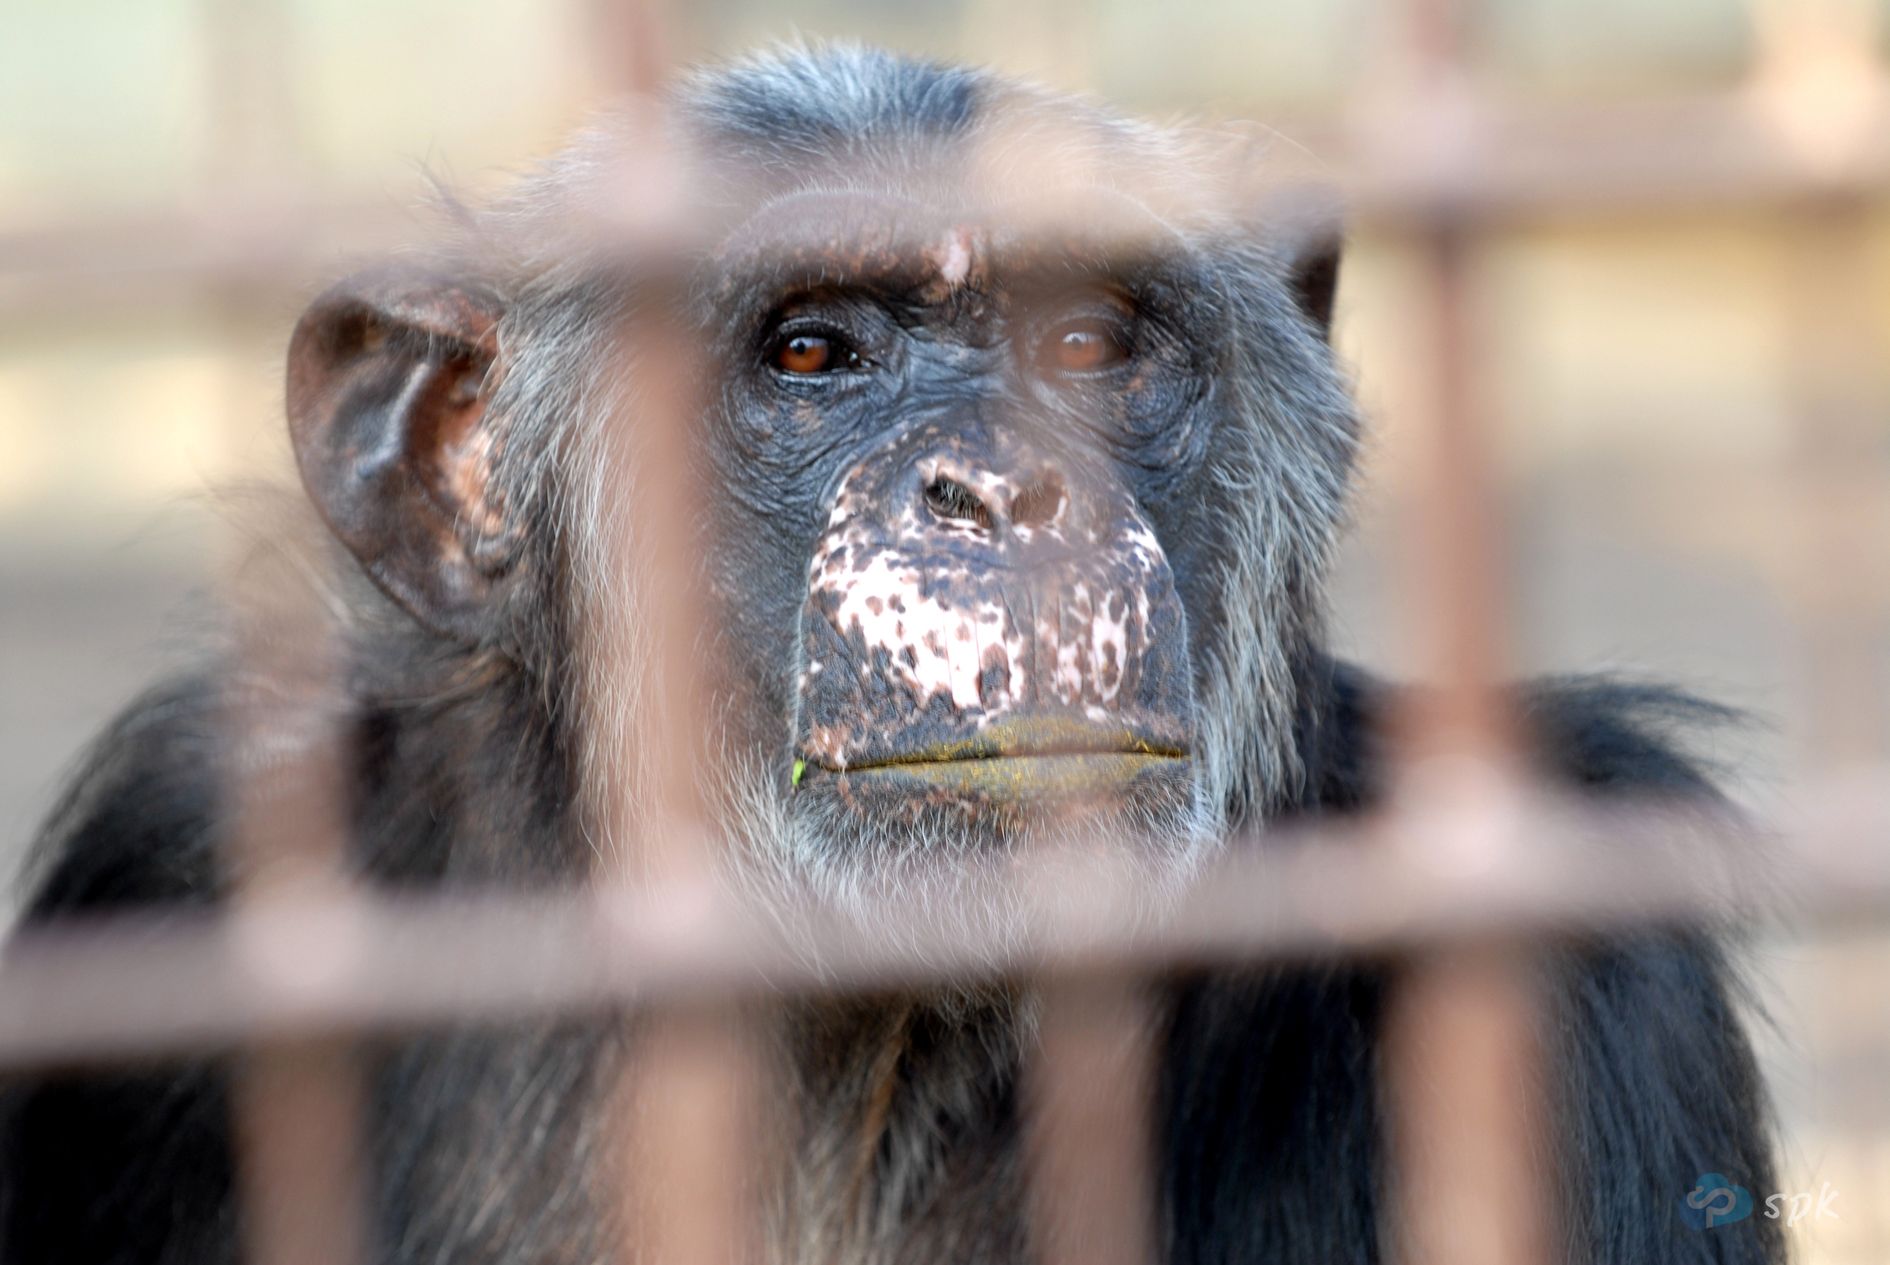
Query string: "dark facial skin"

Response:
xmin=695 ymin=195 xmax=1220 ymax=827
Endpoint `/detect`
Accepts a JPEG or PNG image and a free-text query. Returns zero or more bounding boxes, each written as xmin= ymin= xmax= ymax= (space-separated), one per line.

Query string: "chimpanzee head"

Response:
xmin=283 ymin=46 xmax=1359 ymax=904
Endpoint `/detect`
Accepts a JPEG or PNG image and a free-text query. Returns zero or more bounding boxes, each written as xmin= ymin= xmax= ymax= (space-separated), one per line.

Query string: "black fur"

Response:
xmin=1160 ymin=663 xmax=1780 ymax=1265
xmin=3 ymin=661 xmax=1780 ymax=1263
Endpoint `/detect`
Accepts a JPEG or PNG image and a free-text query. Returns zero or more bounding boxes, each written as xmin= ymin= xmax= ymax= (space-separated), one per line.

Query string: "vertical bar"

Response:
xmin=618 ymin=1004 xmax=753 ymax=1265
xmin=589 ymin=0 xmax=671 ymax=98
xmin=201 ymin=0 xmax=364 ymax=1256
xmin=233 ymin=1038 xmax=368 ymax=1265
xmin=1374 ymin=4 xmax=1547 ymax=1264
xmin=201 ymin=0 xmax=303 ymax=191
xmin=598 ymin=287 xmax=755 ymax=1263
xmin=224 ymin=551 xmax=366 ymax=1265
xmin=980 ymin=36 xmax=1161 ymax=1258
xmin=1383 ymin=946 xmax=1544 ymax=1265
xmin=1780 ymin=199 xmax=1890 ymax=770
xmin=1383 ymin=217 xmax=1545 ymax=1265
xmin=1025 ymin=978 xmax=1158 ymax=1265
xmin=1395 ymin=225 xmax=1514 ymax=767
xmin=571 ymin=0 xmax=754 ymax=1240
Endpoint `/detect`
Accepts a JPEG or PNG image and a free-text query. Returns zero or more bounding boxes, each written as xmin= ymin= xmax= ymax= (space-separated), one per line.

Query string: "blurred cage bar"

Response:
xmin=2 ymin=0 xmax=1890 ymax=1264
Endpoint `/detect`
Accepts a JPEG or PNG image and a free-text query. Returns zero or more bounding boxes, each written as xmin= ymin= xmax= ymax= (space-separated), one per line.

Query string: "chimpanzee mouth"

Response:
xmin=797 ymin=716 xmax=1189 ymax=800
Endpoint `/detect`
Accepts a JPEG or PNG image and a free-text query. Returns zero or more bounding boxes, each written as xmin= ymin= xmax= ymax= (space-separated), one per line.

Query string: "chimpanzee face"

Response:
xmin=698 ymin=193 xmax=1221 ymax=842
xmin=283 ymin=97 xmax=1349 ymax=892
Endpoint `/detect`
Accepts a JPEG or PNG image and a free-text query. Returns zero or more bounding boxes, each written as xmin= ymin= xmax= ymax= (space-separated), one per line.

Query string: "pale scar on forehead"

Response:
xmin=929 ymin=226 xmax=977 ymax=290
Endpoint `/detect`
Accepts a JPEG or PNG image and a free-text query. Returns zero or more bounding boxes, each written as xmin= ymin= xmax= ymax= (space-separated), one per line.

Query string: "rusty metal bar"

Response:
xmin=221 ymin=552 xmax=367 ymax=1265
xmin=1779 ymin=198 xmax=1890 ymax=770
xmin=1025 ymin=978 xmax=1158 ymax=1265
xmin=1383 ymin=946 xmax=1546 ymax=1265
xmin=1367 ymin=3 xmax=1548 ymax=1262
xmin=7 ymin=97 xmax=1890 ymax=316
xmin=590 ymin=170 xmax=757 ymax=1260
xmin=1382 ymin=219 xmax=1547 ymax=1265
xmin=232 ymin=1038 xmax=369 ymax=1265
xmin=589 ymin=0 xmax=673 ymax=99
xmin=938 ymin=47 xmax=1176 ymax=1261
xmin=0 ymin=777 xmax=1883 ymax=1073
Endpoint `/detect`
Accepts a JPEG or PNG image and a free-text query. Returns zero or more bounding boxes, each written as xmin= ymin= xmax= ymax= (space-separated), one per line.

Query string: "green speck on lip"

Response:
xmin=791 ymin=759 xmax=805 ymax=787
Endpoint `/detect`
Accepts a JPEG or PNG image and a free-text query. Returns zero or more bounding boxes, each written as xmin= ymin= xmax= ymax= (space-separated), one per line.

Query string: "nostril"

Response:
xmin=1009 ymin=475 xmax=1066 ymax=529
xmin=924 ymin=476 xmax=993 ymax=530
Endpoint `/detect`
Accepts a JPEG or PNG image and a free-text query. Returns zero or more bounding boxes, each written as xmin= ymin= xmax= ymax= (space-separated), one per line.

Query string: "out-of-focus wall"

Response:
xmin=2 ymin=3 xmax=1886 ymax=1258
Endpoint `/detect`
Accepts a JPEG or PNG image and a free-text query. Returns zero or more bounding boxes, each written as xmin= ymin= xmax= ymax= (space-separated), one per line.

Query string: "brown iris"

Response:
xmin=1045 ymin=321 xmax=1127 ymax=373
xmin=776 ymin=334 xmax=832 ymax=374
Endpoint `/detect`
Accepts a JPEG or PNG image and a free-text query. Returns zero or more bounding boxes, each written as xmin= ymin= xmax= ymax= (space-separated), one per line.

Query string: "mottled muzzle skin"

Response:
xmin=794 ymin=410 xmax=1194 ymax=808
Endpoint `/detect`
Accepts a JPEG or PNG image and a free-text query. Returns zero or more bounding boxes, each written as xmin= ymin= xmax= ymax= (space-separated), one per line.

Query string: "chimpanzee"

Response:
xmin=1 ymin=44 xmax=1780 ymax=1265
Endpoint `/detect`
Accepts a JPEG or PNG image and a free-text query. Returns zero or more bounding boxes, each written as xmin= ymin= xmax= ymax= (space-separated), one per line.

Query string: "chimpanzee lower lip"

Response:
xmin=824 ymin=753 xmax=1188 ymax=798
xmin=802 ymin=714 xmax=1189 ymax=774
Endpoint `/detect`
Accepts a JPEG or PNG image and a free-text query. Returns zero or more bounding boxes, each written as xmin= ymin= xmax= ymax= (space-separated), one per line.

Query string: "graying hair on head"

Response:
xmin=439 ymin=42 xmax=1361 ymax=881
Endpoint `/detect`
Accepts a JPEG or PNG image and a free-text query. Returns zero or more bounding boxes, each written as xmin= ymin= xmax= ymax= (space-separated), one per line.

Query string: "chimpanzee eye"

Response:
xmin=1041 ymin=318 xmax=1129 ymax=375
xmin=777 ymin=335 xmax=831 ymax=374
xmin=770 ymin=330 xmax=865 ymax=376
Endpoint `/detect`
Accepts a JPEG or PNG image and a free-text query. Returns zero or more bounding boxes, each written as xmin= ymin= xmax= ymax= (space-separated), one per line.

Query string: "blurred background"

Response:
xmin=0 ymin=1 xmax=1885 ymax=1258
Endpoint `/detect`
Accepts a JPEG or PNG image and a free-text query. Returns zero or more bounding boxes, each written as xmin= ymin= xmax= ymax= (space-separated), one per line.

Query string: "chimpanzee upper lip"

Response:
xmin=806 ymin=715 xmax=1188 ymax=772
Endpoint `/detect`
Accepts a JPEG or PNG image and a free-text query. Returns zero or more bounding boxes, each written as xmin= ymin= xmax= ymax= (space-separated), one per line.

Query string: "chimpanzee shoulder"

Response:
xmin=17 ymin=672 xmax=227 ymax=919
xmin=2 ymin=645 xmax=587 ymax=1265
xmin=1285 ymin=657 xmax=1744 ymax=822
xmin=1518 ymin=674 xmax=1742 ymax=802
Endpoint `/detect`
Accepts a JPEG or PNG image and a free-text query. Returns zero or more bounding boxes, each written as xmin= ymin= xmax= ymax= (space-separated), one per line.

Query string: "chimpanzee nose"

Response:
xmin=795 ymin=437 xmax=1194 ymax=778
xmin=917 ymin=465 xmax=1070 ymax=537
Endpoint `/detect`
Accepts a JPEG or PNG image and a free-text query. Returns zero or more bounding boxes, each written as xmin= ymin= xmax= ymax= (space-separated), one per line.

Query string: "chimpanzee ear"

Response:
xmin=286 ymin=267 xmax=513 ymax=642
xmin=1245 ymin=179 xmax=1344 ymax=343
xmin=1287 ymin=236 xmax=1341 ymax=342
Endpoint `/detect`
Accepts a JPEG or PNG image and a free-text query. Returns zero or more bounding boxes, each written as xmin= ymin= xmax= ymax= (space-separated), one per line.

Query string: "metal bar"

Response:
xmin=1024 ymin=978 xmax=1158 ymax=1265
xmin=6 ymin=95 xmax=1890 ymax=315
xmin=11 ymin=93 xmax=1890 ymax=315
xmin=1370 ymin=4 xmax=1547 ymax=1261
xmin=233 ymin=1039 xmax=368 ymax=1265
xmin=1384 ymin=946 xmax=1545 ymax=1265
xmin=1383 ymin=221 xmax=1547 ymax=1265
xmin=589 ymin=0 xmax=673 ymax=98
xmin=586 ymin=110 xmax=756 ymax=1260
xmin=222 ymin=552 xmax=366 ymax=1265
xmin=1780 ymin=198 xmax=1890 ymax=769
xmin=0 ymin=779 xmax=1884 ymax=1073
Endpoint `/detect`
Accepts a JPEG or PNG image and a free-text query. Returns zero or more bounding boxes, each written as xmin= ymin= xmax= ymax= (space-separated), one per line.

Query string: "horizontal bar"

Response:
xmin=0 ymin=194 xmax=416 ymax=314
xmin=1324 ymin=86 xmax=1890 ymax=226
xmin=0 ymin=773 xmax=1885 ymax=1072
xmin=1 ymin=89 xmax=1887 ymax=315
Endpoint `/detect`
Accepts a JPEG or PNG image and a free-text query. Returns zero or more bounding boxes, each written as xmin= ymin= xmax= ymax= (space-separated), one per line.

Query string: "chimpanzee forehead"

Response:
xmin=708 ymin=187 xmax=1191 ymax=303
